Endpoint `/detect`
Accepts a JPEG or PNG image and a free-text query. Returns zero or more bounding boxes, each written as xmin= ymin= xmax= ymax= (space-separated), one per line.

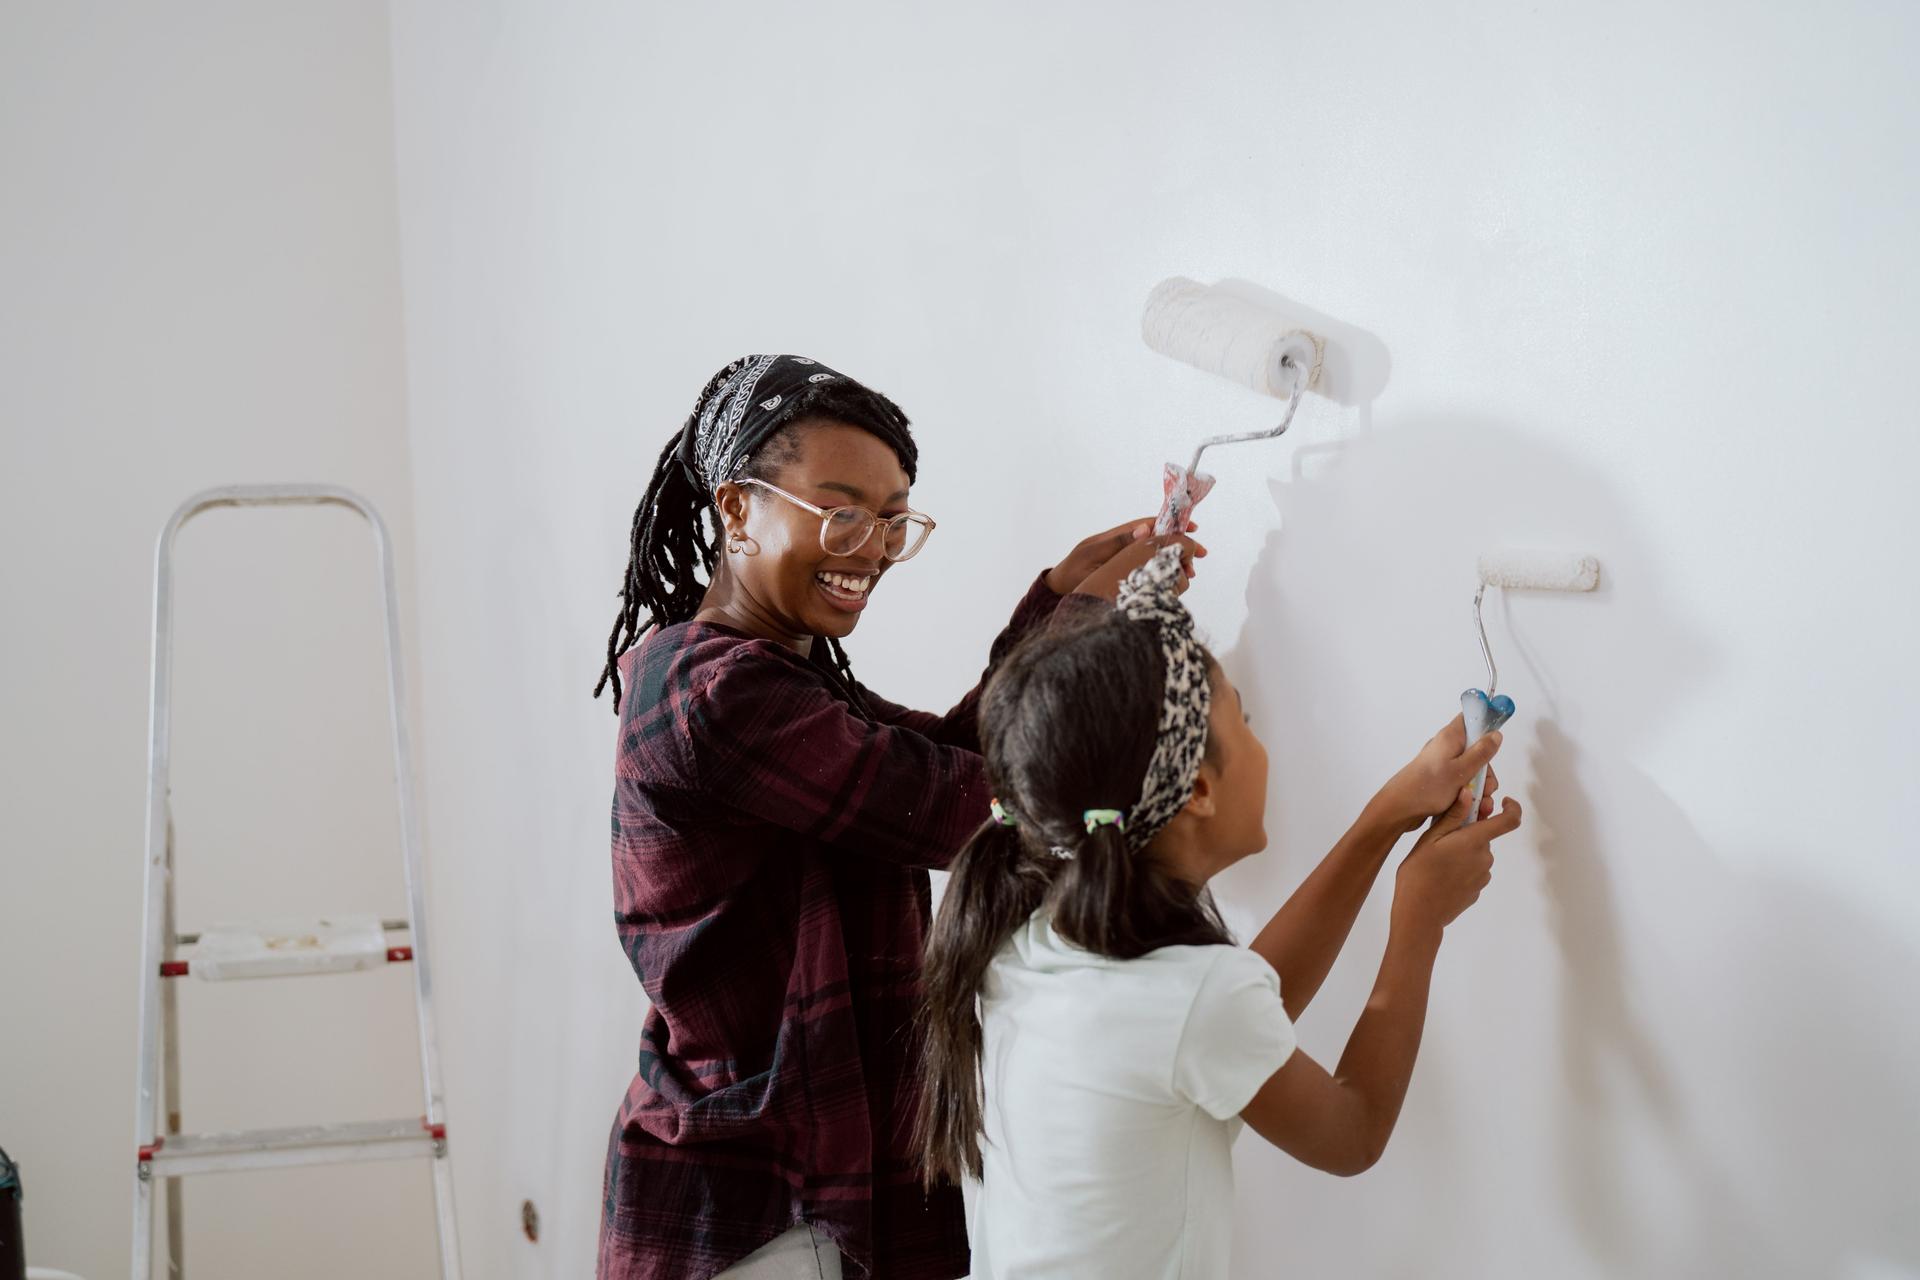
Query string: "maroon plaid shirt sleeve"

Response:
xmin=684 ymin=647 xmax=991 ymax=868
xmin=598 ymin=571 xmax=1066 ymax=1280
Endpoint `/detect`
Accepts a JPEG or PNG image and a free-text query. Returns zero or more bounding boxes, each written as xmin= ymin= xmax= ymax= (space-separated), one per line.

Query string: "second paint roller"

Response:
xmin=1461 ymin=550 xmax=1602 ymax=824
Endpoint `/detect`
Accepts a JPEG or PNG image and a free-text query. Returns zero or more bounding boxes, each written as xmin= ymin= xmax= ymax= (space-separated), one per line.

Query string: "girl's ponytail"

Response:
xmin=1050 ymin=822 xmax=1135 ymax=956
xmin=916 ymin=819 xmax=1057 ymax=1185
xmin=1053 ymin=815 xmax=1227 ymax=964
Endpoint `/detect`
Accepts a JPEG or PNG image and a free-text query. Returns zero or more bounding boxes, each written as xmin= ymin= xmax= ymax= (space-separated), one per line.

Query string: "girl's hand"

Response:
xmin=1046 ymin=516 xmax=1200 ymax=596
xmin=1391 ymin=790 xmax=1523 ymax=936
xmin=1371 ymin=714 xmax=1503 ymax=835
xmin=1070 ymin=530 xmax=1208 ymax=602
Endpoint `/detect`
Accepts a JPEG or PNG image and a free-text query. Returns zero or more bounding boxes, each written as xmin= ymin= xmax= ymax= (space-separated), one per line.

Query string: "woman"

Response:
xmin=593 ymin=354 xmax=1200 ymax=1280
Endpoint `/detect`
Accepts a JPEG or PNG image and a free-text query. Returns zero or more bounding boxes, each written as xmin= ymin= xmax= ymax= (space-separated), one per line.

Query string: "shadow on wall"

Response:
xmin=1211 ymin=418 xmax=1920 ymax=1279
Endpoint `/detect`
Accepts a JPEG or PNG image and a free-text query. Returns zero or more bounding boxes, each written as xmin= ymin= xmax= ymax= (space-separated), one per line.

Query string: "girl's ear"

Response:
xmin=713 ymin=480 xmax=750 ymax=541
xmin=1181 ymin=761 xmax=1220 ymax=819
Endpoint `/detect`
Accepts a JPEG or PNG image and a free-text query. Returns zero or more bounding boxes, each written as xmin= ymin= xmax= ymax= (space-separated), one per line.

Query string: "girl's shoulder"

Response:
xmin=999 ymin=912 xmax=1265 ymax=992
xmin=986 ymin=917 xmax=1292 ymax=1108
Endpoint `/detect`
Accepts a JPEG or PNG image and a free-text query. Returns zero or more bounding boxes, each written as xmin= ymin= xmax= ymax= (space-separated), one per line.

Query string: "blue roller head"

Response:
xmin=1460 ymin=688 xmax=1517 ymax=742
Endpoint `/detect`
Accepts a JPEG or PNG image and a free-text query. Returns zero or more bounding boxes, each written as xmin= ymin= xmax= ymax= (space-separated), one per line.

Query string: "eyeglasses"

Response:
xmin=738 ymin=477 xmax=937 ymax=562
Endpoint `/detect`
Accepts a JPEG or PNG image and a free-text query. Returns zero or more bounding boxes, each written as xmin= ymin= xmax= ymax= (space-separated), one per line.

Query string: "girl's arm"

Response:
xmin=1241 ymin=793 xmax=1521 ymax=1174
xmin=1247 ymin=806 xmax=1407 ymax=1022
xmin=1241 ymin=923 xmax=1441 ymax=1176
xmin=1248 ymin=718 xmax=1504 ymax=1021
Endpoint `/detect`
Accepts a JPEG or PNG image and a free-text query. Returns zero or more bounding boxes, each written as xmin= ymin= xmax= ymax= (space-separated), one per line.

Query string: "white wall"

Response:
xmin=0 ymin=4 xmax=437 ymax=1277
xmin=387 ymin=2 xmax=1920 ymax=1277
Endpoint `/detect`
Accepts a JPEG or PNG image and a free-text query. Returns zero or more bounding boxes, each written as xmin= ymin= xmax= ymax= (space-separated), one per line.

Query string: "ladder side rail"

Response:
xmin=161 ymin=818 xmax=184 ymax=1279
xmin=132 ymin=491 xmax=195 ymax=1280
xmin=359 ymin=498 xmax=463 ymax=1278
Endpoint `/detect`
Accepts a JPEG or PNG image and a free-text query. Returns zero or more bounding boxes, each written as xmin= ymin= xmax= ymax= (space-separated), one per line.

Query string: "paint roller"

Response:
xmin=1461 ymin=550 xmax=1601 ymax=824
xmin=1140 ymin=276 xmax=1329 ymax=535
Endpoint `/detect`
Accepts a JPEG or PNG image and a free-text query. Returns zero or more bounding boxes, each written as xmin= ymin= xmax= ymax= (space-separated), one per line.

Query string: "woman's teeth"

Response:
xmin=816 ymin=572 xmax=872 ymax=598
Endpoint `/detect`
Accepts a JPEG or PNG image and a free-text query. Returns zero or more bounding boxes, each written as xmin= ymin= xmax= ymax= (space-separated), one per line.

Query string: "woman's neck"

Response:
xmin=693 ymin=572 xmax=813 ymax=657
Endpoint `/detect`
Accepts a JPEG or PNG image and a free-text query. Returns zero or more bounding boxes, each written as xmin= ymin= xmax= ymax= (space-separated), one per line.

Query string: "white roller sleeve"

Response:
xmin=1476 ymin=550 xmax=1601 ymax=592
xmin=1142 ymin=277 xmax=1324 ymax=399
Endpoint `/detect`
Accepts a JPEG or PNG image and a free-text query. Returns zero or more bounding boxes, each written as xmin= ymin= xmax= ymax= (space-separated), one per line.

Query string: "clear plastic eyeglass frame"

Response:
xmin=737 ymin=477 xmax=936 ymax=562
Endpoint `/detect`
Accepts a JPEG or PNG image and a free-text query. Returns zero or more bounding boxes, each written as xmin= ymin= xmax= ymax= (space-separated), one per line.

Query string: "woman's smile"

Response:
xmin=816 ymin=569 xmax=877 ymax=610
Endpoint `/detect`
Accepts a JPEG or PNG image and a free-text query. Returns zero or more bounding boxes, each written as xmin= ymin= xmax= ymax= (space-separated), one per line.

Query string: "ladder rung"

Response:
xmin=141 ymin=1117 xmax=446 ymax=1177
xmin=168 ymin=916 xmax=395 ymax=981
xmin=173 ymin=918 xmax=411 ymax=947
xmin=160 ymin=947 xmax=412 ymax=978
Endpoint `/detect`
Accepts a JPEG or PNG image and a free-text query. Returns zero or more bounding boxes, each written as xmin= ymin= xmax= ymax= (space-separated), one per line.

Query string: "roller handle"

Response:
xmin=1154 ymin=463 xmax=1216 ymax=536
xmin=1154 ymin=488 xmax=1190 ymax=537
xmin=1460 ymin=689 xmax=1515 ymax=825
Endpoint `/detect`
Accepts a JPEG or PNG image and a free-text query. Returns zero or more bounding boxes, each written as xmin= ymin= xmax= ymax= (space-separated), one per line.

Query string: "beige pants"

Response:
xmin=714 ymin=1225 xmax=843 ymax=1280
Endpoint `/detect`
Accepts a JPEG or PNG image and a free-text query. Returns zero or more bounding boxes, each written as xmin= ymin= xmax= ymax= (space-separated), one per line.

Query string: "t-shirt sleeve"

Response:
xmin=1170 ymin=948 xmax=1298 ymax=1121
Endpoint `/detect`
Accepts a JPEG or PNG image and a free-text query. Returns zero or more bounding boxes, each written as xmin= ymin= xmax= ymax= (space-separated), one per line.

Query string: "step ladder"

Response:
xmin=131 ymin=485 xmax=460 ymax=1280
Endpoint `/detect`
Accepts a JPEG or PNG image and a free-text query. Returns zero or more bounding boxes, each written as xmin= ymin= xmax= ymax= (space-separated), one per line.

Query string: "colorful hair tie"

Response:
xmin=1083 ymin=808 xmax=1128 ymax=834
xmin=990 ymin=798 xmax=1019 ymax=827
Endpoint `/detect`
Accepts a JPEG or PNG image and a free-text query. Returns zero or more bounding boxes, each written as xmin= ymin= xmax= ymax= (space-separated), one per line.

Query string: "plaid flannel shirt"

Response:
xmin=599 ymin=572 xmax=1073 ymax=1280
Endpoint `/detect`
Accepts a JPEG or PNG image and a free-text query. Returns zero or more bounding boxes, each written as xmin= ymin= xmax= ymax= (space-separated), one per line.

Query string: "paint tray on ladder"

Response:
xmin=188 ymin=914 xmax=393 ymax=980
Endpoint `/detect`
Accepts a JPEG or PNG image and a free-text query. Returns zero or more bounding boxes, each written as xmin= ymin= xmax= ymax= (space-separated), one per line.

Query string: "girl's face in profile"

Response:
xmin=1201 ymin=673 xmax=1271 ymax=869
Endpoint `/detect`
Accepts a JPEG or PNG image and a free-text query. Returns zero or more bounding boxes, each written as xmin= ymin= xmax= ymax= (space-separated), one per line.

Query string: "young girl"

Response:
xmin=919 ymin=546 xmax=1521 ymax=1278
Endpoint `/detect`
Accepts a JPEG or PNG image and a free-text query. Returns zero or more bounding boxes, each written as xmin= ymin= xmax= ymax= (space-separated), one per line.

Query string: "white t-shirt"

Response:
xmin=969 ymin=912 xmax=1297 ymax=1279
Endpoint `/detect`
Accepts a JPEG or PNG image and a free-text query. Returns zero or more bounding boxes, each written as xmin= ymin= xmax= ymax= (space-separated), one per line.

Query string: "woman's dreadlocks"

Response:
xmin=594 ymin=359 xmax=919 ymax=719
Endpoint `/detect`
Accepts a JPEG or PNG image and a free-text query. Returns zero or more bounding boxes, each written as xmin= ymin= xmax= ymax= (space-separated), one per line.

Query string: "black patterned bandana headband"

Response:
xmin=992 ymin=545 xmax=1211 ymax=857
xmin=676 ymin=354 xmax=852 ymax=492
